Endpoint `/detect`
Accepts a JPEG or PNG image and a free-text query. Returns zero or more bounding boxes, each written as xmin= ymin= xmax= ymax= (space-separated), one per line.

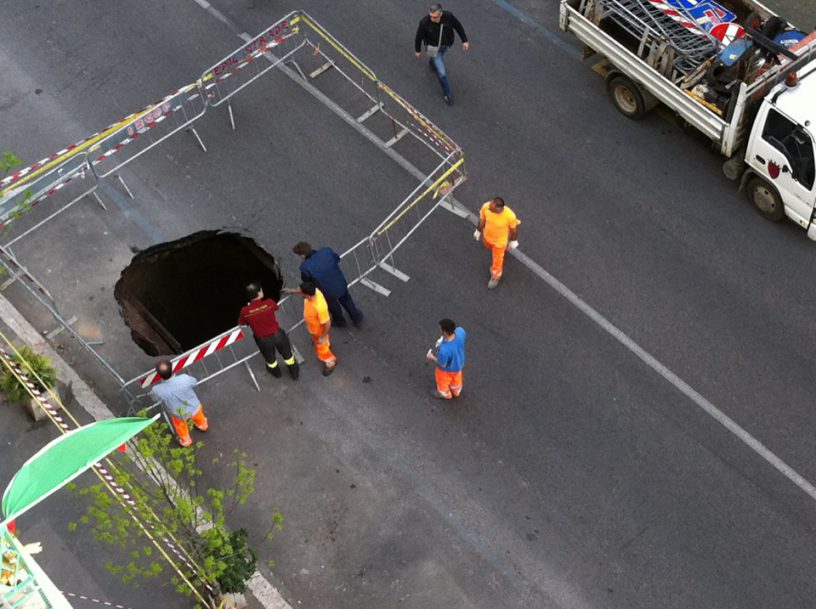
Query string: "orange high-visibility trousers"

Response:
xmin=311 ymin=334 xmax=337 ymax=366
xmin=483 ymin=239 xmax=507 ymax=279
xmin=171 ymin=406 xmax=208 ymax=447
xmin=435 ymin=369 xmax=463 ymax=399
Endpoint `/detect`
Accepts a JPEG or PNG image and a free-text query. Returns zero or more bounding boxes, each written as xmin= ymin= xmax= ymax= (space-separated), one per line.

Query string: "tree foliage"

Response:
xmin=69 ymin=420 xmax=282 ymax=605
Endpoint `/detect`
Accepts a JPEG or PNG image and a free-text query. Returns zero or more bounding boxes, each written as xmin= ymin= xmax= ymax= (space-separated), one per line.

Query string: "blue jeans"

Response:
xmin=429 ymin=45 xmax=451 ymax=97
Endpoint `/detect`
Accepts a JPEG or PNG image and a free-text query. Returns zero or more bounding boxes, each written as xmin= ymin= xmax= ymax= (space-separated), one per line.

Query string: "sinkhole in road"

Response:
xmin=114 ymin=230 xmax=282 ymax=356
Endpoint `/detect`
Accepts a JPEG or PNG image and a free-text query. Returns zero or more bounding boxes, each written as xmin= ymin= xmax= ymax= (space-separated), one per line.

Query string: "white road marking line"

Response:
xmin=445 ymin=199 xmax=816 ymax=500
xmin=184 ymin=0 xmax=814 ymax=603
xmin=511 ymin=246 xmax=816 ymax=501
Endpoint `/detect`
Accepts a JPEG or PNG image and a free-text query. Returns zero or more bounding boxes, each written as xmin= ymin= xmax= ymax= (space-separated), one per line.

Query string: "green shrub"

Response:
xmin=1 ymin=346 xmax=57 ymax=403
xmin=216 ymin=528 xmax=257 ymax=594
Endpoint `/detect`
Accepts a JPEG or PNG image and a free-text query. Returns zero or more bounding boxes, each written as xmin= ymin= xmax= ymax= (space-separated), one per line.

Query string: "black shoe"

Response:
xmin=288 ymin=362 xmax=299 ymax=380
xmin=443 ymin=95 xmax=453 ymax=106
xmin=352 ymin=314 xmax=363 ymax=328
xmin=323 ymin=364 xmax=336 ymax=377
xmin=267 ymin=365 xmax=282 ymax=378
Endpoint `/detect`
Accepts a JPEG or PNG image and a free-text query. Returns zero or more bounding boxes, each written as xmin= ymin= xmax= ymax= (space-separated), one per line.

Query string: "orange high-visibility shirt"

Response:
xmin=304 ymin=288 xmax=331 ymax=336
xmin=480 ymin=202 xmax=520 ymax=247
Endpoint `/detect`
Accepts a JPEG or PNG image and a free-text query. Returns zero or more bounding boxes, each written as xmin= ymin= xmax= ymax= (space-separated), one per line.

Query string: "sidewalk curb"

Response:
xmin=0 ymin=293 xmax=294 ymax=609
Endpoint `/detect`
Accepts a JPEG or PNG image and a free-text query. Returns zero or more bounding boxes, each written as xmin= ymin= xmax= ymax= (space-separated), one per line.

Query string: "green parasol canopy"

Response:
xmin=1 ymin=416 xmax=157 ymax=522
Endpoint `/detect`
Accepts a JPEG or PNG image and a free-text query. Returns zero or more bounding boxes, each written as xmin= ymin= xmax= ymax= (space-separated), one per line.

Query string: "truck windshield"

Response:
xmin=762 ymin=109 xmax=816 ymax=190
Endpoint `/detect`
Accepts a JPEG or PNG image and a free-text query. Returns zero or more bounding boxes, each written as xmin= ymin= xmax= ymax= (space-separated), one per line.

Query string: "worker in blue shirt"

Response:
xmin=426 ymin=318 xmax=466 ymax=399
xmin=292 ymin=241 xmax=363 ymax=328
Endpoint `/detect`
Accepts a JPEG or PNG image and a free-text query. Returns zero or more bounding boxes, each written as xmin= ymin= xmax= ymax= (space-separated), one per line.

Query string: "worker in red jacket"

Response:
xmin=238 ymin=282 xmax=299 ymax=380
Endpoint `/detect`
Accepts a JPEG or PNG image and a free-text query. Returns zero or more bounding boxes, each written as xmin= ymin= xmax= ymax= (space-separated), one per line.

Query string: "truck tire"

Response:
xmin=746 ymin=177 xmax=784 ymax=222
xmin=606 ymin=75 xmax=647 ymax=120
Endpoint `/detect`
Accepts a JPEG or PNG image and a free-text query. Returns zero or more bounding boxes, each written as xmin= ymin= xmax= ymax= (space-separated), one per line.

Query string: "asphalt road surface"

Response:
xmin=2 ymin=1 xmax=816 ymax=608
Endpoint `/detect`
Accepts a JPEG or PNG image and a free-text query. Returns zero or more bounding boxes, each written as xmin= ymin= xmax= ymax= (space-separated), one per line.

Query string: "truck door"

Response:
xmin=748 ymin=107 xmax=816 ymax=226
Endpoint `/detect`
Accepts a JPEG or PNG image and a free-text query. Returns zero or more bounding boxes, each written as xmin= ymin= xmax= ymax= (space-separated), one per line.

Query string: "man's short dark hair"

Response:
xmin=245 ymin=282 xmax=262 ymax=301
xmin=292 ymin=242 xmax=312 ymax=257
xmin=300 ymin=281 xmax=317 ymax=296
xmin=439 ymin=318 xmax=456 ymax=334
xmin=429 ymin=3 xmax=443 ymax=13
xmin=156 ymin=359 xmax=173 ymax=380
xmin=493 ymin=197 xmax=506 ymax=208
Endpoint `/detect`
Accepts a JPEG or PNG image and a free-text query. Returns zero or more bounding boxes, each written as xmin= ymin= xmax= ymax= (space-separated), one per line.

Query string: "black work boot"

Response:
xmin=267 ymin=364 xmax=282 ymax=378
xmin=288 ymin=362 xmax=300 ymax=380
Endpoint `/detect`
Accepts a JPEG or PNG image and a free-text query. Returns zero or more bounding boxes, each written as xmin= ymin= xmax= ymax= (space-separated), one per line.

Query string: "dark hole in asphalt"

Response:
xmin=114 ymin=230 xmax=282 ymax=356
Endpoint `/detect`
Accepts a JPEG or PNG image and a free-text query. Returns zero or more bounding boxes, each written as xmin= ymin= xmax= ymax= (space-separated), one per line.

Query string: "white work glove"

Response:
xmin=473 ymin=230 xmax=481 ymax=241
xmin=508 ymin=240 xmax=519 ymax=250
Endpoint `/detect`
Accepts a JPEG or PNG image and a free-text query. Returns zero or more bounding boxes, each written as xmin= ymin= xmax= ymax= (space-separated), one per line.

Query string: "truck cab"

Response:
xmin=744 ymin=68 xmax=816 ymax=231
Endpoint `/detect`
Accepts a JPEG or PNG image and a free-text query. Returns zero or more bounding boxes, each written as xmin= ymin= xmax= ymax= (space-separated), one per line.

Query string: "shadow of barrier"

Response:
xmin=0 ymin=9 xmax=466 ymax=413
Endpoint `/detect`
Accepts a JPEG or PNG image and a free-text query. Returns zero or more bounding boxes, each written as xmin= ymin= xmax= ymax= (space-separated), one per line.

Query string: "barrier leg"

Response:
xmin=227 ymin=100 xmax=236 ymax=131
xmin=163 ymin=411 xmax=179 ymax=441
xmin=91 ymin=191 xmax=108 ymax=211
xmin=360 ymin=277 xmax=391 ymax=297
xmin=187 ymin=127 xmax=207 ymax=153
xmin=45 ymin=315 xmax=77 ymax=340
xmin=116 ymin=174 xmax=135 ymax=199
xmin=438 ymin=196 xmax=470 ymax=219
xmin=244 ymin=360 xmax=261 ymax=392
xmin=287 ymin=59 xmax=308 ymax=81
xmin=378 ymin=260 xmax=410 ymax=282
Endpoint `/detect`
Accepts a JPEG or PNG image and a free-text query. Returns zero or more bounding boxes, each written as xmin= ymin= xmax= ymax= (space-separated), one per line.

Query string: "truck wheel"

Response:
xmin=746 ymin=177 xmax=784 ymax=222
xmin=607 ymin=75 xmax=647 ymax=119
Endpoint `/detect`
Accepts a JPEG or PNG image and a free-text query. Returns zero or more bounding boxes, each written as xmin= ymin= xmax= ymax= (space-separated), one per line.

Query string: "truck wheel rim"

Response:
xmin=614 ymin=86 xmax=637 ymax=113
xmin=753 ymin=184 xmax=776 ymax=213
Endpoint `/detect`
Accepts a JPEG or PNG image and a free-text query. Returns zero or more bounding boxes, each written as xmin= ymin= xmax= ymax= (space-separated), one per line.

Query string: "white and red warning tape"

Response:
xmin=0 ymin=84 xmax=199 ymax=195
xmin=138 ymin=327 xmax=245 ymax=388
xmin=61 ymin=591 xmax=134 ymax=609
xmin=3 ymin=32 xmax=295 ymax=192
xmin=0 ymin=346 xmax=212 ymax=593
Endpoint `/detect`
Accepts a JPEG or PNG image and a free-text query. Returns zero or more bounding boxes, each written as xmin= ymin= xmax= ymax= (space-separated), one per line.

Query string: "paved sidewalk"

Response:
xmin=0 ymin=301 xmax=266 ymax=609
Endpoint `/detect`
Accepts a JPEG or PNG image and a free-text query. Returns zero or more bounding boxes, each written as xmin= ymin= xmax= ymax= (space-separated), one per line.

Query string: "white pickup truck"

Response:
xmin=559 ymin=0 xmax=816 ymax=237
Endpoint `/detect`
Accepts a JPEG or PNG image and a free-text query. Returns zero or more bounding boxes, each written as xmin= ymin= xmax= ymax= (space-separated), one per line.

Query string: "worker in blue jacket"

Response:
xmin=292 ymin=242 xmax=363 ymax=328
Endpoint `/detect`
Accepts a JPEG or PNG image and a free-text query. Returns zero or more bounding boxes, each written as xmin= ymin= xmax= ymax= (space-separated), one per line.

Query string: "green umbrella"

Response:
xmin=1 ymin=416 xmax=157 ymax=522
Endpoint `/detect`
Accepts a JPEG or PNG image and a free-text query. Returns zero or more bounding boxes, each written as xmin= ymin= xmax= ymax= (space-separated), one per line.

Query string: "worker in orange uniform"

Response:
xmin=285 ymin=281 xmax=337 ymax=376
xmin=473 ymin=197 xmax=520 ymax=289
xmin=149 ymin=360 xmax=208 ymax=447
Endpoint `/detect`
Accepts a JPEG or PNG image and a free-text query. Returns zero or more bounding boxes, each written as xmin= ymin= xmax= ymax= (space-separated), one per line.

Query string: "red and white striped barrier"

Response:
xmin=645 ymin=0 xmax=708 ymax=38
xmin=711 ymin=22 xmax=745 ymax=45
xmin=138 ymin=327 xmax=245 ymax=388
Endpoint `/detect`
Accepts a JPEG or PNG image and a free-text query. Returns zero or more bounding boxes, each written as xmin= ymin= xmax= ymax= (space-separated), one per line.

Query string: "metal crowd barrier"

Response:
xmin=89 ymin=83 xmax=208 ymax=178
xmin=0 ymin=10 xmax=466 ymax=412
xmin=121 ymin=153 xmax=465 ymax=411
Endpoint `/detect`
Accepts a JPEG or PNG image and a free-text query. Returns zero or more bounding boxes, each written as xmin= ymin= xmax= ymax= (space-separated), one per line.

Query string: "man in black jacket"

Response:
xmin=414 ymin=4 xmax=469 ymax=105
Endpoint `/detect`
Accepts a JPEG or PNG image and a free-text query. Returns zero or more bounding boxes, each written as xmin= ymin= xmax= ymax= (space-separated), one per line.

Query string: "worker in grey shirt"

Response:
xmin=149 ymin=359 xmax=208 ymax=447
